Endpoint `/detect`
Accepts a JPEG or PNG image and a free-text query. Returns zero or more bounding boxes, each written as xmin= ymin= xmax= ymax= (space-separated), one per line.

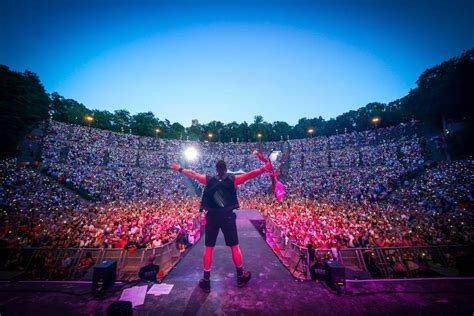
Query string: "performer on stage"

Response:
xmin=171 ymin=159 xmax=270 ymax=293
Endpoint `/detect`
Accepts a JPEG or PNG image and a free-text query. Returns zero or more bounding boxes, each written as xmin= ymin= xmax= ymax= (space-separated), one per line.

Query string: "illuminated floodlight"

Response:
xmin=371 ymin=116 xmax=381 ymax=124
xmin=83 ymin=114 xmax=94 ymax=128
xmin=184 ymin=147 xmax=198 ymax=161
xmin=84 ymin=115 xmax=94 ymax=122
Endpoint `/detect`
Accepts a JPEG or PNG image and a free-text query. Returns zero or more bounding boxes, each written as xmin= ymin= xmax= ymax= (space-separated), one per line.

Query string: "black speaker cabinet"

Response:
xmin=324 ymin=260 xmax=346 ymax=290
xmin=107 ymin=301 xmax=133 ymax=316
xmin=92 ymin=260 xmax=117 ymax=293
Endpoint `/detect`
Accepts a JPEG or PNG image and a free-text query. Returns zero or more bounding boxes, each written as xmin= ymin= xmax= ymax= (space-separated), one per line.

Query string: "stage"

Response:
xmin=0 ymin=209 xmax=473 ymax=315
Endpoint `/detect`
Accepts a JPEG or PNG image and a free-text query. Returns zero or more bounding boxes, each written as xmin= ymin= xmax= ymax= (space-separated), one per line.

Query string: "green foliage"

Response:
xmin=111 ymin=109 xmax=131 ymax=133
xmin=186 ymin=124 xmax=204 ymax=141
xmin=217 ymin=121 xmax=238 ymax=142
xmin=92 ymin=110 xmax=114 ymax=130
xmin=167 ymin=122 xmax=186 ymax=139
xmin=49 ymin=92 xmax=90 ymax=124
xmin=401 ymin=49 xmax=474 ymax=127
xmin=50 ymin=92 xmax=67 ymax=122
xmin=290 ymin=116 xmax=326 ymax=138
xmin=130 ymin=112 xmax=159 ymax=137
xmin=271 ymin=121 xmax=292 ymax=141
xmin=205 ymin=121 xmax=224 ymax=141
xmin=1 ymin=48 xmax=473 ymax=158
xmin=249 ymin=115 xmax=272 ymax=141
xmin=64 ymin=99 xmax=89 ymax=125
xmin=0 ymin=65 xmax=50 ymax=158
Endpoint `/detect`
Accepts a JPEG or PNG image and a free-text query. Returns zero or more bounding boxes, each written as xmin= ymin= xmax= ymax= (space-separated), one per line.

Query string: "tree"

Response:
xmin=249 ymin=115 xmax=271 ymax=141
xmin=92 ymin=110 xmax=114 ymax=130
xmin=0 ymin=65 xmax=50 ymax=158
xmin=271 ymin=121 xmax=292 ymax=140
xmin=50 ymin=92 xmax=68 ymax=122
xmin=186 ymin=123 xmax=204 ymax=141
xmin=64 ymin=99 xmax=89 ymax=125
xmin=111 ymin=109 xmax=131 ymax=133
xmin=130 ymin=112 xmax=159 ymax=136
xmin=48 ymin=92 xmax=90 ymax=125
xmin=204 ymin=121 xmax=224 ymax=141
xmin=236 ymin=122 xmax=250 ymax=142
xmin=400 ymin=48 xmax=474 ymax=127
xmin=351 ymin=102 xmax=386 ymax=131
xmin=167 ymin=122 xmax=185 ymax=139
xmin=2 ymin=48 xmax=473 ymax=157
xmin=291 ymin=117 xmax=326 ymax=138
xmin=220 ymin=121 xmax=240 ymax=142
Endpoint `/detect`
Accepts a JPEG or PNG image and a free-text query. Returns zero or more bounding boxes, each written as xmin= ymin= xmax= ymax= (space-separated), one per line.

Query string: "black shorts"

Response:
xmin=205 ymin=211 xmax=239 ymax=247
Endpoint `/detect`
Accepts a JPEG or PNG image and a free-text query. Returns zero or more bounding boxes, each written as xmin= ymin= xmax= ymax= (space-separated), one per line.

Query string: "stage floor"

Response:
xmin=0 ymin=209 xmax=473 ymax=316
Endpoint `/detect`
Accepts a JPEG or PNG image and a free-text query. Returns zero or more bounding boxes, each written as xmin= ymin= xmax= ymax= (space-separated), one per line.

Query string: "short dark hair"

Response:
xmin=216 ymin=160 xmax=227 ymax=175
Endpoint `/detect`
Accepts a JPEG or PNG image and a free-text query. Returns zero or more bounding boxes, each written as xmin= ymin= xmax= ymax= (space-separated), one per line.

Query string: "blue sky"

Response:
xmin=1 ymin=0 xmax=473 ymax=125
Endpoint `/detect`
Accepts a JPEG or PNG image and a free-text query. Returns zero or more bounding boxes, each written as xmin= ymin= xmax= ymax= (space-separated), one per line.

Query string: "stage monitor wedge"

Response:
xmin=92 ymin=260 xmax=117 ymax=294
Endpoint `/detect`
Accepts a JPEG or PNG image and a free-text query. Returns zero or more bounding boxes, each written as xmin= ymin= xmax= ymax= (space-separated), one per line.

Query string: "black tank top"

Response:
xmin=200 ymin=173 xmax=239 ymax=213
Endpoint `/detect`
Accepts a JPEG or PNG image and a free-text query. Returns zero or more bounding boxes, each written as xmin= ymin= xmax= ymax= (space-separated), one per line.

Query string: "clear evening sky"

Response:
xmin=1 ymin=0 xmax=473 ymax=125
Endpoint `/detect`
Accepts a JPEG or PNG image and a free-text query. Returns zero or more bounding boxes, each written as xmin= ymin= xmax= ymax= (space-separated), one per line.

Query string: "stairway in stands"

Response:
xmin=16 ymin=121 xmax=93 ymax=202
xmin=420 ymin=123 xmax=449 ymax=162
xmin=16 ymin=122 xmax=47 ymax=164
xmin=179 ymin=158 xmax=200 ymax=197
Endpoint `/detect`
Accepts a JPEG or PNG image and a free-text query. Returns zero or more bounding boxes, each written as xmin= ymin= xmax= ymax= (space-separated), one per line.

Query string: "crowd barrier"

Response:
xmin=0 ymin=217 xmax=202 ymax=281
xmin=264 ymin=217 xmax=473 ymax=280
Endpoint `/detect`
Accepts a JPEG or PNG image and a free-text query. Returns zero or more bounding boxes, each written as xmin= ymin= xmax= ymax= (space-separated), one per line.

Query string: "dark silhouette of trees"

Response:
xmin=1 ymin=48 xmax=472 ymax=158
xmin=0 ymin=65 xmax=50 ymax=158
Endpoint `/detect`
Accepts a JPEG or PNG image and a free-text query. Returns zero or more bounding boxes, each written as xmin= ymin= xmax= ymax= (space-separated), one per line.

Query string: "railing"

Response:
xmin=264 ymin=219 xmax=310 ymax=279
xmin=264 ymin=216 xmax=474 ymax=280
xmin=0 ymin=217 xmax=202 ymax=281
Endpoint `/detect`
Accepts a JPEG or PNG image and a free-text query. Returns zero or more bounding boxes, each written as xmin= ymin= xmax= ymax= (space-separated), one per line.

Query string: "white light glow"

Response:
xmin=184 ymin=147 xmax=198 ymax=161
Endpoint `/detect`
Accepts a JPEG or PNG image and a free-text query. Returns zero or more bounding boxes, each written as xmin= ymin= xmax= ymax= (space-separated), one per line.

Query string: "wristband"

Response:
xmin=178 ymin=167 xmax=184 ymax=173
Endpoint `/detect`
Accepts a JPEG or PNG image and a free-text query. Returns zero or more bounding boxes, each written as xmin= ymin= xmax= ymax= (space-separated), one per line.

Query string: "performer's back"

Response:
xmin=201 ymin=173 xmax=240 ymax=213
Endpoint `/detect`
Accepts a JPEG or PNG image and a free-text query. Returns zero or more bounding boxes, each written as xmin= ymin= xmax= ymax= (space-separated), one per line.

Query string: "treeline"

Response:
xmin=0 ymin=65 xmax=50 ymax=159
xmin=1 ymin=48 xmax=473 ymax=159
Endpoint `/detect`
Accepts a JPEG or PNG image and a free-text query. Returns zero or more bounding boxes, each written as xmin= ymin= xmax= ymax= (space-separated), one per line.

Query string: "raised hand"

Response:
xmin=171 ymin=163 xmax=181 ymax=171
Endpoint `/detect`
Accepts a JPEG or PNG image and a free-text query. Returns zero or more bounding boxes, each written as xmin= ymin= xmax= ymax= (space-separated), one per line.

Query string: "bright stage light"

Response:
xmin=184 ymin=147 xmax=198 ymax=161
xmin=371 ymin=116 xmax=381 ymax=124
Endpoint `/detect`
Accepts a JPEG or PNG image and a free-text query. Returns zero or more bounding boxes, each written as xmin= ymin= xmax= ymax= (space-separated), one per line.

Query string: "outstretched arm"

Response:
xmin=171 ymin=163 xmax=207 ymax=185
xmin=234 ymin=162 xmax=271 ymax=186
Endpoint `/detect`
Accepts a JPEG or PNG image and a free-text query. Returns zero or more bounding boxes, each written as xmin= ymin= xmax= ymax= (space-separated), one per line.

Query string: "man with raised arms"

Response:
xmin=171 ymin=158 xmax=270 ymax=293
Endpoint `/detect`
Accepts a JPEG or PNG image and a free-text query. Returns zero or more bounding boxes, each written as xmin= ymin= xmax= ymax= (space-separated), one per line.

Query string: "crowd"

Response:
xmin=388 ymin=160 xmax=473 ymax=216
xmin=0 ymin=158 xmax=200 ymax=250
xmin=0 ymin=159 xmax=87 ymax=215
xmin=43 ymin=163 xmax=190 ymax=201
xmin=1 ymin=120 xmax=472 ymax=257
xmin=243 ymin=166 xmax=473 ymax=249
